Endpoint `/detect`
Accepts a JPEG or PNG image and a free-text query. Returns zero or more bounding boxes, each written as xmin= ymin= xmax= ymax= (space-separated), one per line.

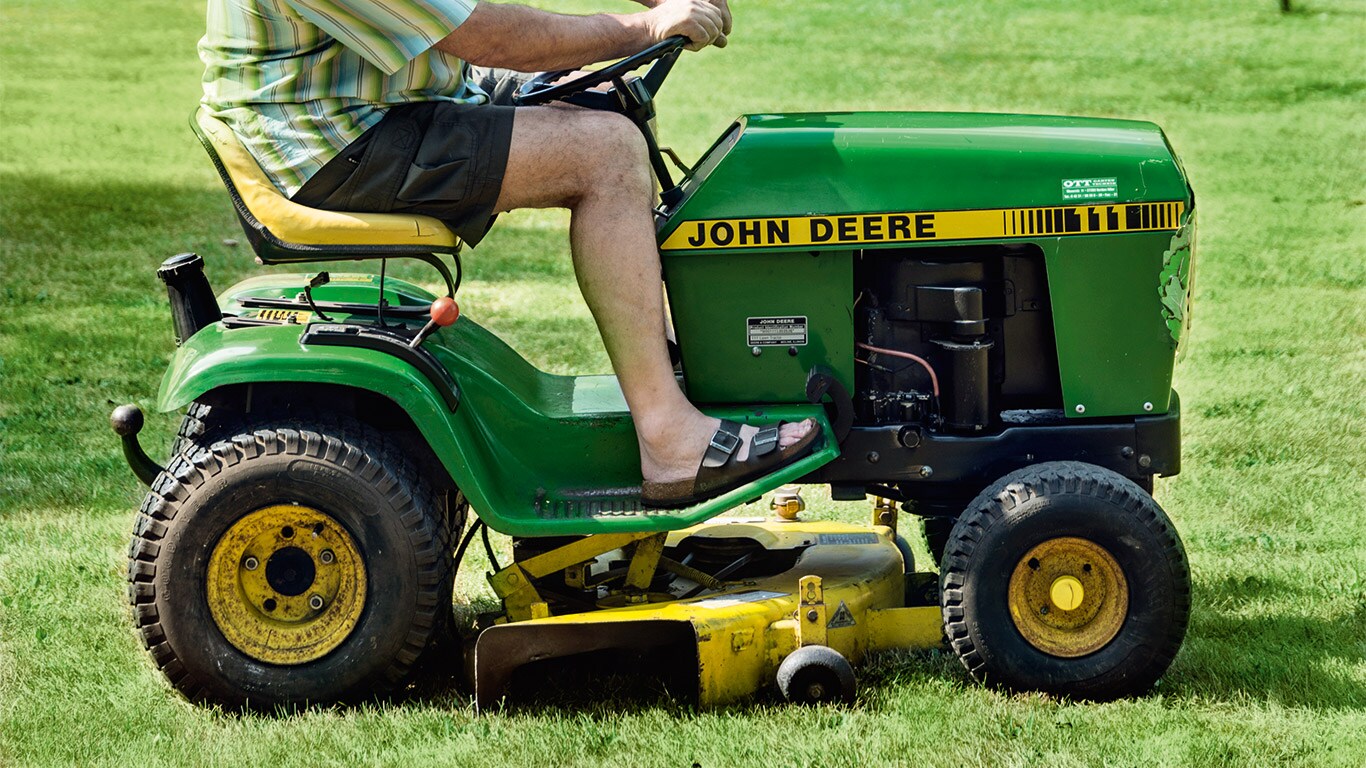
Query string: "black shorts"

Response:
xmin=291 ymin=68 xmax=533 ymax=247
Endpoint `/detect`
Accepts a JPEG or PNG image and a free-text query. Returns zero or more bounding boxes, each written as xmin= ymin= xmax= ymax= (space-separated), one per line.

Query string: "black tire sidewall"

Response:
xmin=155 ymin=437 xmax=432 ymax=706
xmin=952 ymin=471 xmax=1187 ymax=697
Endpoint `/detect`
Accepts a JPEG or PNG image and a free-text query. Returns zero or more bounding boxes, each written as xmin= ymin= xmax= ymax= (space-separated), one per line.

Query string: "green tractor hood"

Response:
xmin=661 ymin=111 xmax=1190 ymax=234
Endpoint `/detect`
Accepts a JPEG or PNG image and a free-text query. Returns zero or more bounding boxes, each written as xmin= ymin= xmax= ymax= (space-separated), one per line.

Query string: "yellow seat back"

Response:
xmin=192 ymin=109 xmax=460 ymax=260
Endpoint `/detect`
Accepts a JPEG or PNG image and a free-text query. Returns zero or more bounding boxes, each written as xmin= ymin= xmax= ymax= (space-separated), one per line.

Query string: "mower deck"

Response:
xmin=473 ymin=517 xmax=941 ymax=709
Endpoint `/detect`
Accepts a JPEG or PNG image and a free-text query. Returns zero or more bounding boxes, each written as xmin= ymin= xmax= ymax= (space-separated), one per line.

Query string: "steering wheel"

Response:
xmin=512 ymin=36 xmax=689 ymax=107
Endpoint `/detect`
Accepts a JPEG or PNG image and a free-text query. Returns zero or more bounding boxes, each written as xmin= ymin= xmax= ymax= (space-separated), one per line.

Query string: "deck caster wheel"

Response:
xmin=940 ymin=461 xmax=1190 ymax=700
xmin=126 ymin=417 xmax=453 ymax=709
xmin=776 ymin=645 xmax=856 ymax=704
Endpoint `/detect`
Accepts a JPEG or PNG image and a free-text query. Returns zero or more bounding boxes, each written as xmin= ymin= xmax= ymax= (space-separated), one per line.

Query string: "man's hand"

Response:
xmin=644 ymin=0 xmax=732 ymax=50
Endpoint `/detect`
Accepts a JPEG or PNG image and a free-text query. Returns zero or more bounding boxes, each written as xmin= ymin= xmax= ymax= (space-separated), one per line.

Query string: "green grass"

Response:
xmin=2 ymin=0 xmax=1364 ymax=765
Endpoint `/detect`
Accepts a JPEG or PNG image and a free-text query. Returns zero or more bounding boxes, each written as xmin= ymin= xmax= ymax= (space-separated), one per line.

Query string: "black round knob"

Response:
xmin=110 ymin=404 xmax=144 ymax=436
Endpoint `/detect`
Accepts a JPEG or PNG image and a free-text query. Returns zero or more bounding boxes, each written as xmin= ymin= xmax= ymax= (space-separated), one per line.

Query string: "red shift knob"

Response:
xmin=429 ymin=296 xmax=460 ymax=327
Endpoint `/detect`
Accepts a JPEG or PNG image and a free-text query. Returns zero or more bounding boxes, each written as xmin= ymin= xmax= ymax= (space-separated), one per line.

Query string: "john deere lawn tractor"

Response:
xmin=114 ymin=38 xmax=1195 ymax=710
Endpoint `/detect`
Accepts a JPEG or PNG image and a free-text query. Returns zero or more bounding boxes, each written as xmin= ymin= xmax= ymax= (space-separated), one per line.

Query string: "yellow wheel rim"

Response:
xmin=1007 ymin=537 xmax=1127 ymax=658
xmin=206 ymin=504 xmax=367 ymax=665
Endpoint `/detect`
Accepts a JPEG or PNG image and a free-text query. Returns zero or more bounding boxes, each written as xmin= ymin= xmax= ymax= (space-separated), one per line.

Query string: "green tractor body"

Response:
xmin=156 ymin=110 xmax=1194 ymax=537
xmin=120 ymin=52 xmax=1196 ymax=709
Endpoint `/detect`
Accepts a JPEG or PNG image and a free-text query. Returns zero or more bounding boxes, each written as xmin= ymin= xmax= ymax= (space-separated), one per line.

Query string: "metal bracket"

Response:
xmin=486 ymin=564 xmax=549 ymax=622
xmin=797 ymin=574 xmax=827 ymax=647
xmin=873 ymin=496 xmax=898 ymax=532
xmin=623 ymin=533 xmax=668 ymax=596
xmin=488 ymin=531 xmax=656 ymax=622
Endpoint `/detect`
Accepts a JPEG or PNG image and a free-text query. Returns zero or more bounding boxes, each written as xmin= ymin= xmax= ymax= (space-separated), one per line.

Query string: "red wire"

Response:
xmin=855 ymin=342 xmax=941 ymax=397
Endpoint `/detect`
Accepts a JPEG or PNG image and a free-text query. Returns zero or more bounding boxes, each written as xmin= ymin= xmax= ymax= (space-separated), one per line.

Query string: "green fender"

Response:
xmin=156 ymin=320 xmax=837 ymax=537
xmin=157 ymin=321 xmax=476 ymax=496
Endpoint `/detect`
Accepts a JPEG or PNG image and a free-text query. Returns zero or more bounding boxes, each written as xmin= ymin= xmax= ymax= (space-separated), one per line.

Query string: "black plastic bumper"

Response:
xmin=805 ymin=392 xmax=1180 ymax=488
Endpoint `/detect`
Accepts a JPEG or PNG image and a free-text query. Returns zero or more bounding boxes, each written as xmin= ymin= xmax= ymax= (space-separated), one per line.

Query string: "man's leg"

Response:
xmin=492 ymin=107 xmax=811 ymax=483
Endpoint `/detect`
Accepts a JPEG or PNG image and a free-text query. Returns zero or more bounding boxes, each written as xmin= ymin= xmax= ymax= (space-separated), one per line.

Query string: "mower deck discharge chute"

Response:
xmin=117 ymin=38 xmax=1196 ymax=709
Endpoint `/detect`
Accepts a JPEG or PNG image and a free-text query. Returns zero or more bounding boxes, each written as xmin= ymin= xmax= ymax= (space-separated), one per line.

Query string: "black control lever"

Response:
xmin=301 ymin=271 xmax=334 ymax=321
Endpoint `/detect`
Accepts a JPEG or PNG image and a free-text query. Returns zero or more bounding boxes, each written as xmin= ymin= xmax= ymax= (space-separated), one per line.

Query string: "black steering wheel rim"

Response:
xmin=512 ymin=36 xmax=688 ymax=107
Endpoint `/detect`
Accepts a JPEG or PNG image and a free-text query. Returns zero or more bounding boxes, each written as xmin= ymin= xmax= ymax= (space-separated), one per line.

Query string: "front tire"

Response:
xmin=127 ymin=419 xmax=453 ymax=708
xmin=940 ymin=461 xmax=1189 ymax=700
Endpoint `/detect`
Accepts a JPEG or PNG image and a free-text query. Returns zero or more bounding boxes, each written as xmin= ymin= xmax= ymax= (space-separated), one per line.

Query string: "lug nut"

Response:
xmin=319 ymin=549 xmax=335 ymax=564
xmin=308 ymin=594 xmax=325 ymax=610
xmin=243 ymin=556 xmax=259 ymax=571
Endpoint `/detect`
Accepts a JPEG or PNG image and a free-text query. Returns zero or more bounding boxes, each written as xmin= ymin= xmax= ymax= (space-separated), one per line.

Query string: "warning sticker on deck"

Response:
xmin=747 ymin=316 xmax=807 ymax=346
xmin=1061 ymin=177 xmax=1118 ymax=201
xmin=827 ymin=600 xmax=856 ymax=629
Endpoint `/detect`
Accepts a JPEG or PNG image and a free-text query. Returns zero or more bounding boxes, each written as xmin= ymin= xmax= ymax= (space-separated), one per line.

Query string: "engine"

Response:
xmin=854 ymin=244 xmax=1062 ymax=433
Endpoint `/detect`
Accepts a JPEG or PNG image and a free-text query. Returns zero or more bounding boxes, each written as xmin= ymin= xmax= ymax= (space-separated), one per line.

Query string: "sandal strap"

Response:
xmin=702 ymin=420 xmax=744 ymax=468
xmin=750 ymin=426 xmax=780 ymax=458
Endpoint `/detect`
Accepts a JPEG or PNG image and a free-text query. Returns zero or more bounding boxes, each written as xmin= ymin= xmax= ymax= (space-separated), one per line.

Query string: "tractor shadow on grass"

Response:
xmin=1163 ymin=574 xmax=1366 ymax=709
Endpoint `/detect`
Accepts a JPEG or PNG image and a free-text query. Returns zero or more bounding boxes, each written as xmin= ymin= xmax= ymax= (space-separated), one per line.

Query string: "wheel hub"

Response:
xmin=265 ymin=546 xmax=316 ymax=596
xmin=206 ymin=504 xmax=367 ymax=665
xmin=1007 ymin=537 xmax=1127 ymax=658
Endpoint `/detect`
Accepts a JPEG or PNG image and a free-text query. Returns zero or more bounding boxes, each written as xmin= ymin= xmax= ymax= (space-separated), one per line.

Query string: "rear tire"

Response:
xmin=127 ymin=418 xmax=454 ymax=709
xmin=940 ymin=461 xmax=1189 ymax=700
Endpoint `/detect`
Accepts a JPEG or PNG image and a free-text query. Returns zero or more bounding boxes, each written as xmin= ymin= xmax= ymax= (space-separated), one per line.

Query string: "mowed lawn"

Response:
xmin=2 ymin=0 xmax=1364 ymax=765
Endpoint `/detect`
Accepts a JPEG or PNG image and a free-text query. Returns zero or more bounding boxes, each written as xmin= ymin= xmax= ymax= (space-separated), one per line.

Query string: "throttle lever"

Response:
xmin=410 ymin=296 xmax=460 ymax=348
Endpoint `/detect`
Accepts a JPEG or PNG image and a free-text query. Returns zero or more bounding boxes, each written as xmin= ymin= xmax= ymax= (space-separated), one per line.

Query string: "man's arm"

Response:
xmin=434 ymin=0 xmax=727 ymax=72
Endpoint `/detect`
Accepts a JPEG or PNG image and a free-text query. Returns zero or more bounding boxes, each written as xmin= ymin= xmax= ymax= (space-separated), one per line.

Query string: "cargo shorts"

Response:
xmin=291 ymin=67 xmax=535 ymax=247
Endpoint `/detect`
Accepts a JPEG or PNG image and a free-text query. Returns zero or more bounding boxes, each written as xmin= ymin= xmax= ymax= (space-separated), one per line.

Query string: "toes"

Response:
xmin=777 ymin=418 xmax=815 ymax=449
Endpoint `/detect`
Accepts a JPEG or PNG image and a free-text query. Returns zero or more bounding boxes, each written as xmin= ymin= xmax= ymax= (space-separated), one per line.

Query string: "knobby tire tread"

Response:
xmin=939 ymin=461 xmax=1190 ymax=699
xmin=127 ymin=418 xmax=453 ymax=707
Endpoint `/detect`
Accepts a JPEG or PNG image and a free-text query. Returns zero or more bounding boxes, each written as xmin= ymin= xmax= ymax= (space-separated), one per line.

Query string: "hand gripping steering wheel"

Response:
xmin=512 ymin=36 xmax=689 ymax=107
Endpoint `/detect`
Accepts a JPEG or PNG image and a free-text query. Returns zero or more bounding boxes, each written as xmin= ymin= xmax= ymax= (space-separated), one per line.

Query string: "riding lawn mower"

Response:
xmin=113 ymin=37 xmax=1196 ymax=710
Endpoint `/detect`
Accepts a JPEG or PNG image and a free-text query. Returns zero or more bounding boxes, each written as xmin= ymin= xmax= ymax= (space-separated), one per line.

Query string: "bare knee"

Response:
xmin=571 ymin=111 xmax=651 ymax=203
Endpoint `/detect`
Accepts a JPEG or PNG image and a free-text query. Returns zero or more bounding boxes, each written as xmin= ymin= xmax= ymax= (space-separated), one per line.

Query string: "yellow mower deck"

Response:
xmin=474 ymin=516 xmax=943 ymax=710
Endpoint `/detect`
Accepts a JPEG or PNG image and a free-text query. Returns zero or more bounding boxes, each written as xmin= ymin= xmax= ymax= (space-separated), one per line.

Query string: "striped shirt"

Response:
xmin=200 ymin=0 xmax=483 ymax=196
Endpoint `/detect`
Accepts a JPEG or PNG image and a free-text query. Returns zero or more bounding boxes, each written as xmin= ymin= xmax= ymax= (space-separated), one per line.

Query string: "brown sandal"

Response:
xmin=640 ymin=418 xmax=820 ymax=509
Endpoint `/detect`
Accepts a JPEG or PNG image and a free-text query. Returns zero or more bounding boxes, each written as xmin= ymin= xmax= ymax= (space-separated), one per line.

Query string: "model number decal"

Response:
xmin=661 ymin=201 xmax=1184 ymax=251
xmin=241 ymin=308 xmax=313 ymax=324
xmin=747 ymin=316 xmax=807 ymax=346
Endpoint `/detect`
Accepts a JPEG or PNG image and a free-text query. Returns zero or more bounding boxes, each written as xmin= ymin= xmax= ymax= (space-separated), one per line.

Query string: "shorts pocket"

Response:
xmin=395 ymin=124 xmax=477 ymax=207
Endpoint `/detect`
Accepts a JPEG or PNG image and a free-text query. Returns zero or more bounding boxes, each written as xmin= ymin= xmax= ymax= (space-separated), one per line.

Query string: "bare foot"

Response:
xmin=639 ymin=415 xmax=816 ymax=485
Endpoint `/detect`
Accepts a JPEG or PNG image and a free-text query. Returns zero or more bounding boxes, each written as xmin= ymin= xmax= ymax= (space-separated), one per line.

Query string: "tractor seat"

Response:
xmin=191 ymin=108 xmax=460 ymax=264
